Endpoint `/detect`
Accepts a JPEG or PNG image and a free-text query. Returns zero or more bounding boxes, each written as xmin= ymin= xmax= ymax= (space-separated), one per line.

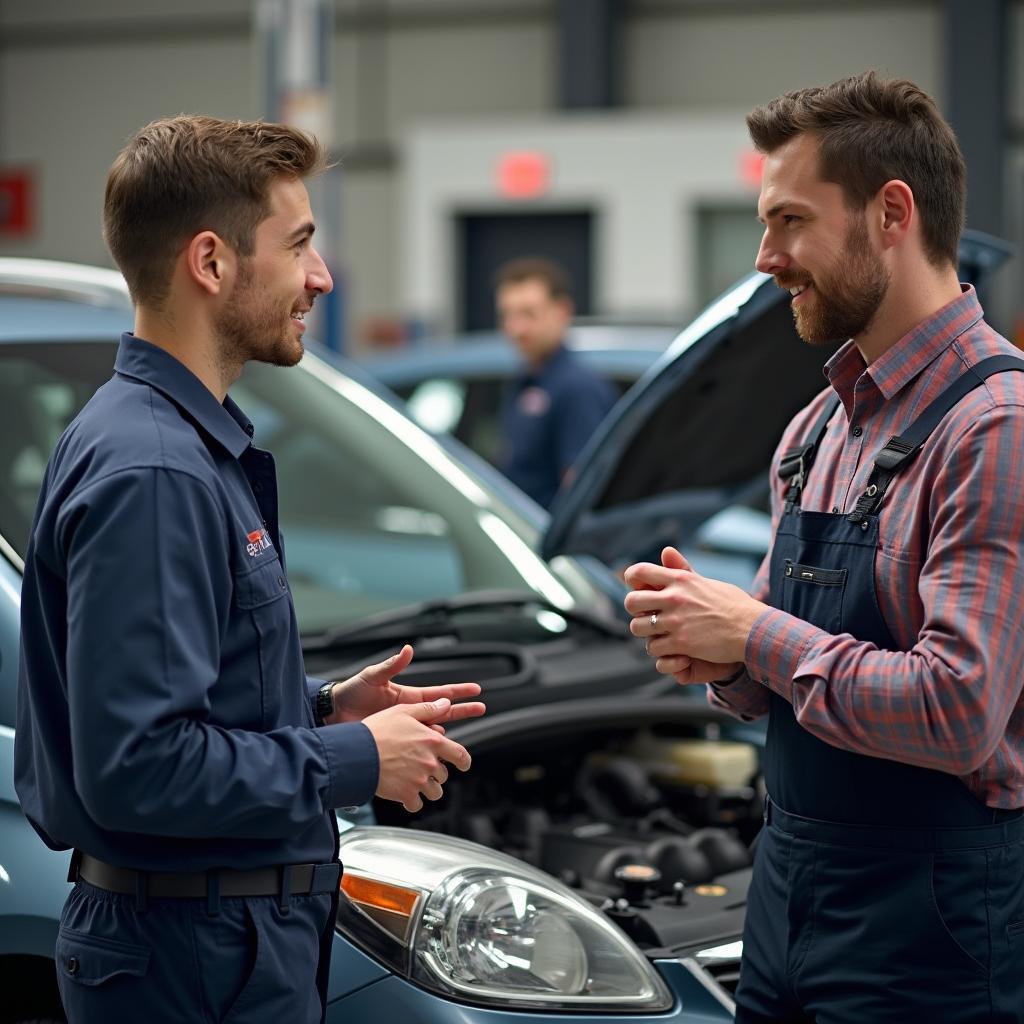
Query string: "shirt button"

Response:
xmin=832 ymin=506 xmax=840 ymax=513
xmin=278 ymin=576 xmax=287 ymax=589
xmin=67 ymin=956 xmax=79 ymax=976
xmin=852 ymin=426 xmax=863 ymax=437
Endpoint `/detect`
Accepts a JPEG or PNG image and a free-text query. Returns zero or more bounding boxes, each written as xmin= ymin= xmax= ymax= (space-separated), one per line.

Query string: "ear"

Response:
xmin=875 ymin=179 xmax=915 ymax=252
xmin=182 ymin=230 xmax=234 ymax=297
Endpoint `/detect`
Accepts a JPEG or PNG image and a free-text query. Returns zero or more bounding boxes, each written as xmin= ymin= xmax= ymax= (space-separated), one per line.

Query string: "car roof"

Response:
xmin=0 ymin=257 xmax=132 ymax=309
xmin=361 ymin=326 xmax=676 ymax=383
xmin=0 ymin=296 xmax=133 ymax=342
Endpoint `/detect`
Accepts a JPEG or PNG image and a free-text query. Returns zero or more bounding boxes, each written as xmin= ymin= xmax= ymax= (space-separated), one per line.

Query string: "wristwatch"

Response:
xmin=315 ymin=681 xmax=336 ymax=723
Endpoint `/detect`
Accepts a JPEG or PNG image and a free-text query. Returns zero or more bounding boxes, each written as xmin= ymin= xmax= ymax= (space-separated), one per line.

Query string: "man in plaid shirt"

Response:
xmin=626 ymin=72 xmax=1024 ymax=1022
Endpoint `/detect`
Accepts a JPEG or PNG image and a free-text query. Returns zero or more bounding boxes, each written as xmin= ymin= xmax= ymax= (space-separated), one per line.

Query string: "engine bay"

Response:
xmin=374 ymin=715 xmax=761 ymax=954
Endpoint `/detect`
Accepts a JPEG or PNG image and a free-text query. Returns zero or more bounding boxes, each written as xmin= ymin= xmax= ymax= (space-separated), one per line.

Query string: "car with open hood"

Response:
xmin=0 ymin=233 xmax=1011 ymax=1021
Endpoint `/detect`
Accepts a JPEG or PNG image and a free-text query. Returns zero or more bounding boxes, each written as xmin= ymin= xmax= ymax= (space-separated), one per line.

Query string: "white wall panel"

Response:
xmin=625 ymin=4 xmax=942 ymax=111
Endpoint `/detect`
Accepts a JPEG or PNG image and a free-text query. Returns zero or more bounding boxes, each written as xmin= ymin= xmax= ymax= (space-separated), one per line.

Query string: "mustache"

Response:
xmin=773 ymin=272 xmax=812 ymax=290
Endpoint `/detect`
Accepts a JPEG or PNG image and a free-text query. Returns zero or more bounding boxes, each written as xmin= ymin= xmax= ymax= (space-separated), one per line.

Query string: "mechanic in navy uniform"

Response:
xmin=626 ymin=73 xmax=1024 ymax=1022
xmin=495 ymin=258 xmax=617 ymax=508
xmin=15 ymin=115 xmax=485 ymax=1024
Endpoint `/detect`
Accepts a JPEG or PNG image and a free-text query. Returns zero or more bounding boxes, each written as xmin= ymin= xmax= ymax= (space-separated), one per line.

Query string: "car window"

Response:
xmin=235 ymin=360 xmax=611 ymax=633
xmin=405 ymin=378 xmax=466 ymax=434
xmin=0 ymin=343 xmax=118 ymax=559
xmin=404 ymin=376 xmax=507 ymax=467
xmin=0 ymin=342 xmax=614 ymax=638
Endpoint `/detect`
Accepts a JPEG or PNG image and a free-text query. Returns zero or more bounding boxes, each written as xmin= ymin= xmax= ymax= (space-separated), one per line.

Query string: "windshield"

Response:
xmin=0 ymin=340 xmax=613 ymax=633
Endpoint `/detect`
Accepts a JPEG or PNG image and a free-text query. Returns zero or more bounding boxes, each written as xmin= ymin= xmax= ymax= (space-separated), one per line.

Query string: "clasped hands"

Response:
xmin=623 ymin=546 xmax=764 ymax=685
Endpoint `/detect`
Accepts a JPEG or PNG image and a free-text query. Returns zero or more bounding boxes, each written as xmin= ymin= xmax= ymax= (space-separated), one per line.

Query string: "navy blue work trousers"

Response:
xmin=736 ymin=808 xmax=1024 ymax=1023
xmin=56 ymin=879 xmax=334 ymax=1023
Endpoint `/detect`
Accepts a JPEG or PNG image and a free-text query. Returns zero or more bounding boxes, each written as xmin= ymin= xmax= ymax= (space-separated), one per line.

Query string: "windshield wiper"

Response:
xmin=301 ymin=589 xmax=623 ymax=653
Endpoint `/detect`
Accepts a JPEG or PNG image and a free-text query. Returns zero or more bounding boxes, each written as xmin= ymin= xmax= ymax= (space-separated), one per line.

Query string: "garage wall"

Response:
xmin=625 ymin=2 xmax=942 ymax=110
xmin=0 ymin=0 xmax=1018 ymax=346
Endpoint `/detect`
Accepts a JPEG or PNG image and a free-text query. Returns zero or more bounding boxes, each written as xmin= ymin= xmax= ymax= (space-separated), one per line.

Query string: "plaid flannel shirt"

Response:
xmin=709 ymin=286 xmax=1024 ymax=809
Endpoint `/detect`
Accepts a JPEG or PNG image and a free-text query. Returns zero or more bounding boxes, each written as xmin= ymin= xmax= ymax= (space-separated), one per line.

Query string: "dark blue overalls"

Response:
xmin=735 ymin=356 xmax=1024 ymax=1023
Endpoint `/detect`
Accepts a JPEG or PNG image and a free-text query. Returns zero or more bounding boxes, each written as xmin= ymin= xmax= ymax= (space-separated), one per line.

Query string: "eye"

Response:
xmin=782 ymin=215 xmax=801 ymax=225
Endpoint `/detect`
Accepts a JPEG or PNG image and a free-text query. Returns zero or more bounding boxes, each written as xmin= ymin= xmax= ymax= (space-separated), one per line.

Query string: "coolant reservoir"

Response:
xmin=627 ymin=733 xmax=757 ymax=789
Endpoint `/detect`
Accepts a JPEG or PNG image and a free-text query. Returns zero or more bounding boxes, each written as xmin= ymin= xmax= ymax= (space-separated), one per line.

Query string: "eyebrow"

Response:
xmin=286 ymin=222 xmax=316 ymax=244
xmin=757 ymin=201 xmax=807 ymax=224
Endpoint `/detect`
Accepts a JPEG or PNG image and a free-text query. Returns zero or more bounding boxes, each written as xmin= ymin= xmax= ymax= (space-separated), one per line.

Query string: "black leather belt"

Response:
xmin=78 ymin=854 xmax=341 ymax=900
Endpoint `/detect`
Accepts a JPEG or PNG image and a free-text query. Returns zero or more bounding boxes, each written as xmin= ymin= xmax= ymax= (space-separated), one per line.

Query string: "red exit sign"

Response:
xmin=0 ymin=169 xmax=35 ymax=237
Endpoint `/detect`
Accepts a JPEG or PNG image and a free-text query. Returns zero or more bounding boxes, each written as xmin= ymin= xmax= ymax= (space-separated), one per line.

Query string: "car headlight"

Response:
xmin=335 ymin=827 xmax=673 ymax=1012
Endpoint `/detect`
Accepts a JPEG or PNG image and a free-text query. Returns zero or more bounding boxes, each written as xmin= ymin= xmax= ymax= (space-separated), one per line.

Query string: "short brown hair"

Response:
xmin=494 ymin=257 xmax=572 ymax=301
xmin=746 ymin=71 xmax=965 ymax=267
xmin=103 ymin=115 xmax=326 ymax=307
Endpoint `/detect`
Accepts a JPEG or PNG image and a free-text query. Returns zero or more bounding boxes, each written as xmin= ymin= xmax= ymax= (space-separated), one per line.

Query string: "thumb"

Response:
xmin=364 ymin=643 xmax=414 ymax=684
xmin=661 ymin=545 xmax=693 ymax=572
xmin=403 ymin=697 xmax=451 ymax=722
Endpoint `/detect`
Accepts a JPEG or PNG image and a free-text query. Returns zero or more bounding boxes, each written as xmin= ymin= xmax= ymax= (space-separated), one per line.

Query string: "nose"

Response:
xmin=755 ymin=229 xmax=789 ymax=276
xmin=307 ymin=247 xmax=333 ymax=296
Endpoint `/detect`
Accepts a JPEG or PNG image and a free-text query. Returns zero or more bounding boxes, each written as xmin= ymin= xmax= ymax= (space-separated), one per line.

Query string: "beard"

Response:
xmin=215 ymin=258 xmax=305 ymax=370
xmin=778 ymin=214 xmax=890 ymax=346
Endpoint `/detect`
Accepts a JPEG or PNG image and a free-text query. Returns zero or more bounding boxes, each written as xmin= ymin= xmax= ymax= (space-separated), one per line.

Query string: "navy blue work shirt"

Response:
xmin=497 ymin=344 xmax=617 ymax=509
xmin=15 ymin=334 xmax=379 ymax=872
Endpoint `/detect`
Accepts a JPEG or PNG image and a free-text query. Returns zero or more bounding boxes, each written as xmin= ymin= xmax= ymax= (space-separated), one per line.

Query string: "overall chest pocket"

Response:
xmin=781 ymin=560 xmax=848 ymax=635
xmin=233 ymin=558 xmax=291 ymax=729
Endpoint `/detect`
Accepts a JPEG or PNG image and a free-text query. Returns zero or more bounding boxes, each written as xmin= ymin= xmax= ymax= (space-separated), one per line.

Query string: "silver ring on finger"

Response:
xmin=650 ymin=612 xmax=659 ymax=630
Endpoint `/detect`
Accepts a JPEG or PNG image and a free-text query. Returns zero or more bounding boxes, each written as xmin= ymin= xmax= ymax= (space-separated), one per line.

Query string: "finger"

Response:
xmin=672 ymin=670 xmax=711 ymax=687
xmin=402 ymin=793 xmax=424 ymax=813
xmin=421 ymin=778 xmax=444 ymax=802
xmin=429 ymin=724 xmax=446 ymax=734
xmin=655 ymin=654 xmax=694 ymax=675
xmin=364 ymin=644 xmax=415 ymax=685
xmin=623 ymin=562 xmax=689 ymax=590
xmin=629 ymin=611 xmax=666 ymax=638
xmin=398 ymin=681 xmax=482 ymax=705
xmin=433 ymin=700 xmax=486 ymax=723
xmin=437 ymin=738 xmax=472 ymax=772
xmin=681 ymin=660 xmax=746 ymax=685
xmin=433 ymin=762 xmax=449 ymax=784
xmin=622 ymin=562 xmax=664 ymax=590
xmin=404 ymin=697 xmax=452 ymax=722
xmin=646 ymin=637 xmax=687 ymax=660
xmin=623 ymin=589 xmax=673 ymax=617
xmin=661 ymin=546 xmax=694 ymax=572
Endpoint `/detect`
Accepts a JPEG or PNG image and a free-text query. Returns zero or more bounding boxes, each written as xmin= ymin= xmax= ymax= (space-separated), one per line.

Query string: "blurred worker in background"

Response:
xmin=495 ymin=257 xmax=616 ymax=508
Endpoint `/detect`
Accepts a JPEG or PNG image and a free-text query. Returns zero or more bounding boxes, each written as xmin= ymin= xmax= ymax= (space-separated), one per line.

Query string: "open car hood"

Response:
xmin=542 ymin=230 xmax=1015 ymax=580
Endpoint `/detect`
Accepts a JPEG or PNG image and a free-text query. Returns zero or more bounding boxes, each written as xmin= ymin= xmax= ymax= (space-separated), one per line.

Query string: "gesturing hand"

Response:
xmin=324 ymin=644 xmax=486 ymax=726
xmin=363 ymin=699 xmax=475 ymax=812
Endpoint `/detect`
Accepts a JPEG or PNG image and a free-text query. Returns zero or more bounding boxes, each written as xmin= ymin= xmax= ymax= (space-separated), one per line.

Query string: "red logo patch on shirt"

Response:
xmin=246 ymin=528 xmax=272 ymax=558
xmin=518 ymin=386 xmax=551 ymax=417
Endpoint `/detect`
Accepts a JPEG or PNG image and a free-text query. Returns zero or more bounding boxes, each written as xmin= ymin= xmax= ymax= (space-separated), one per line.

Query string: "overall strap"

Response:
xmin=848 ymin=355 xmax=1024 ymax=524
xmin=778 ymin=394 xmax=842 ymax=510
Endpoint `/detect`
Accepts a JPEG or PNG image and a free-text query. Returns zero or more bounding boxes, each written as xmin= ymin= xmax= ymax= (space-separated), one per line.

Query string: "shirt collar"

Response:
xmin=825 ymin=284 xmax=985 ymax=403
xmin=113 ymin=333 xmax=253 ymax=458
xmin=520 ymin=341 xmax=570 ymax=384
